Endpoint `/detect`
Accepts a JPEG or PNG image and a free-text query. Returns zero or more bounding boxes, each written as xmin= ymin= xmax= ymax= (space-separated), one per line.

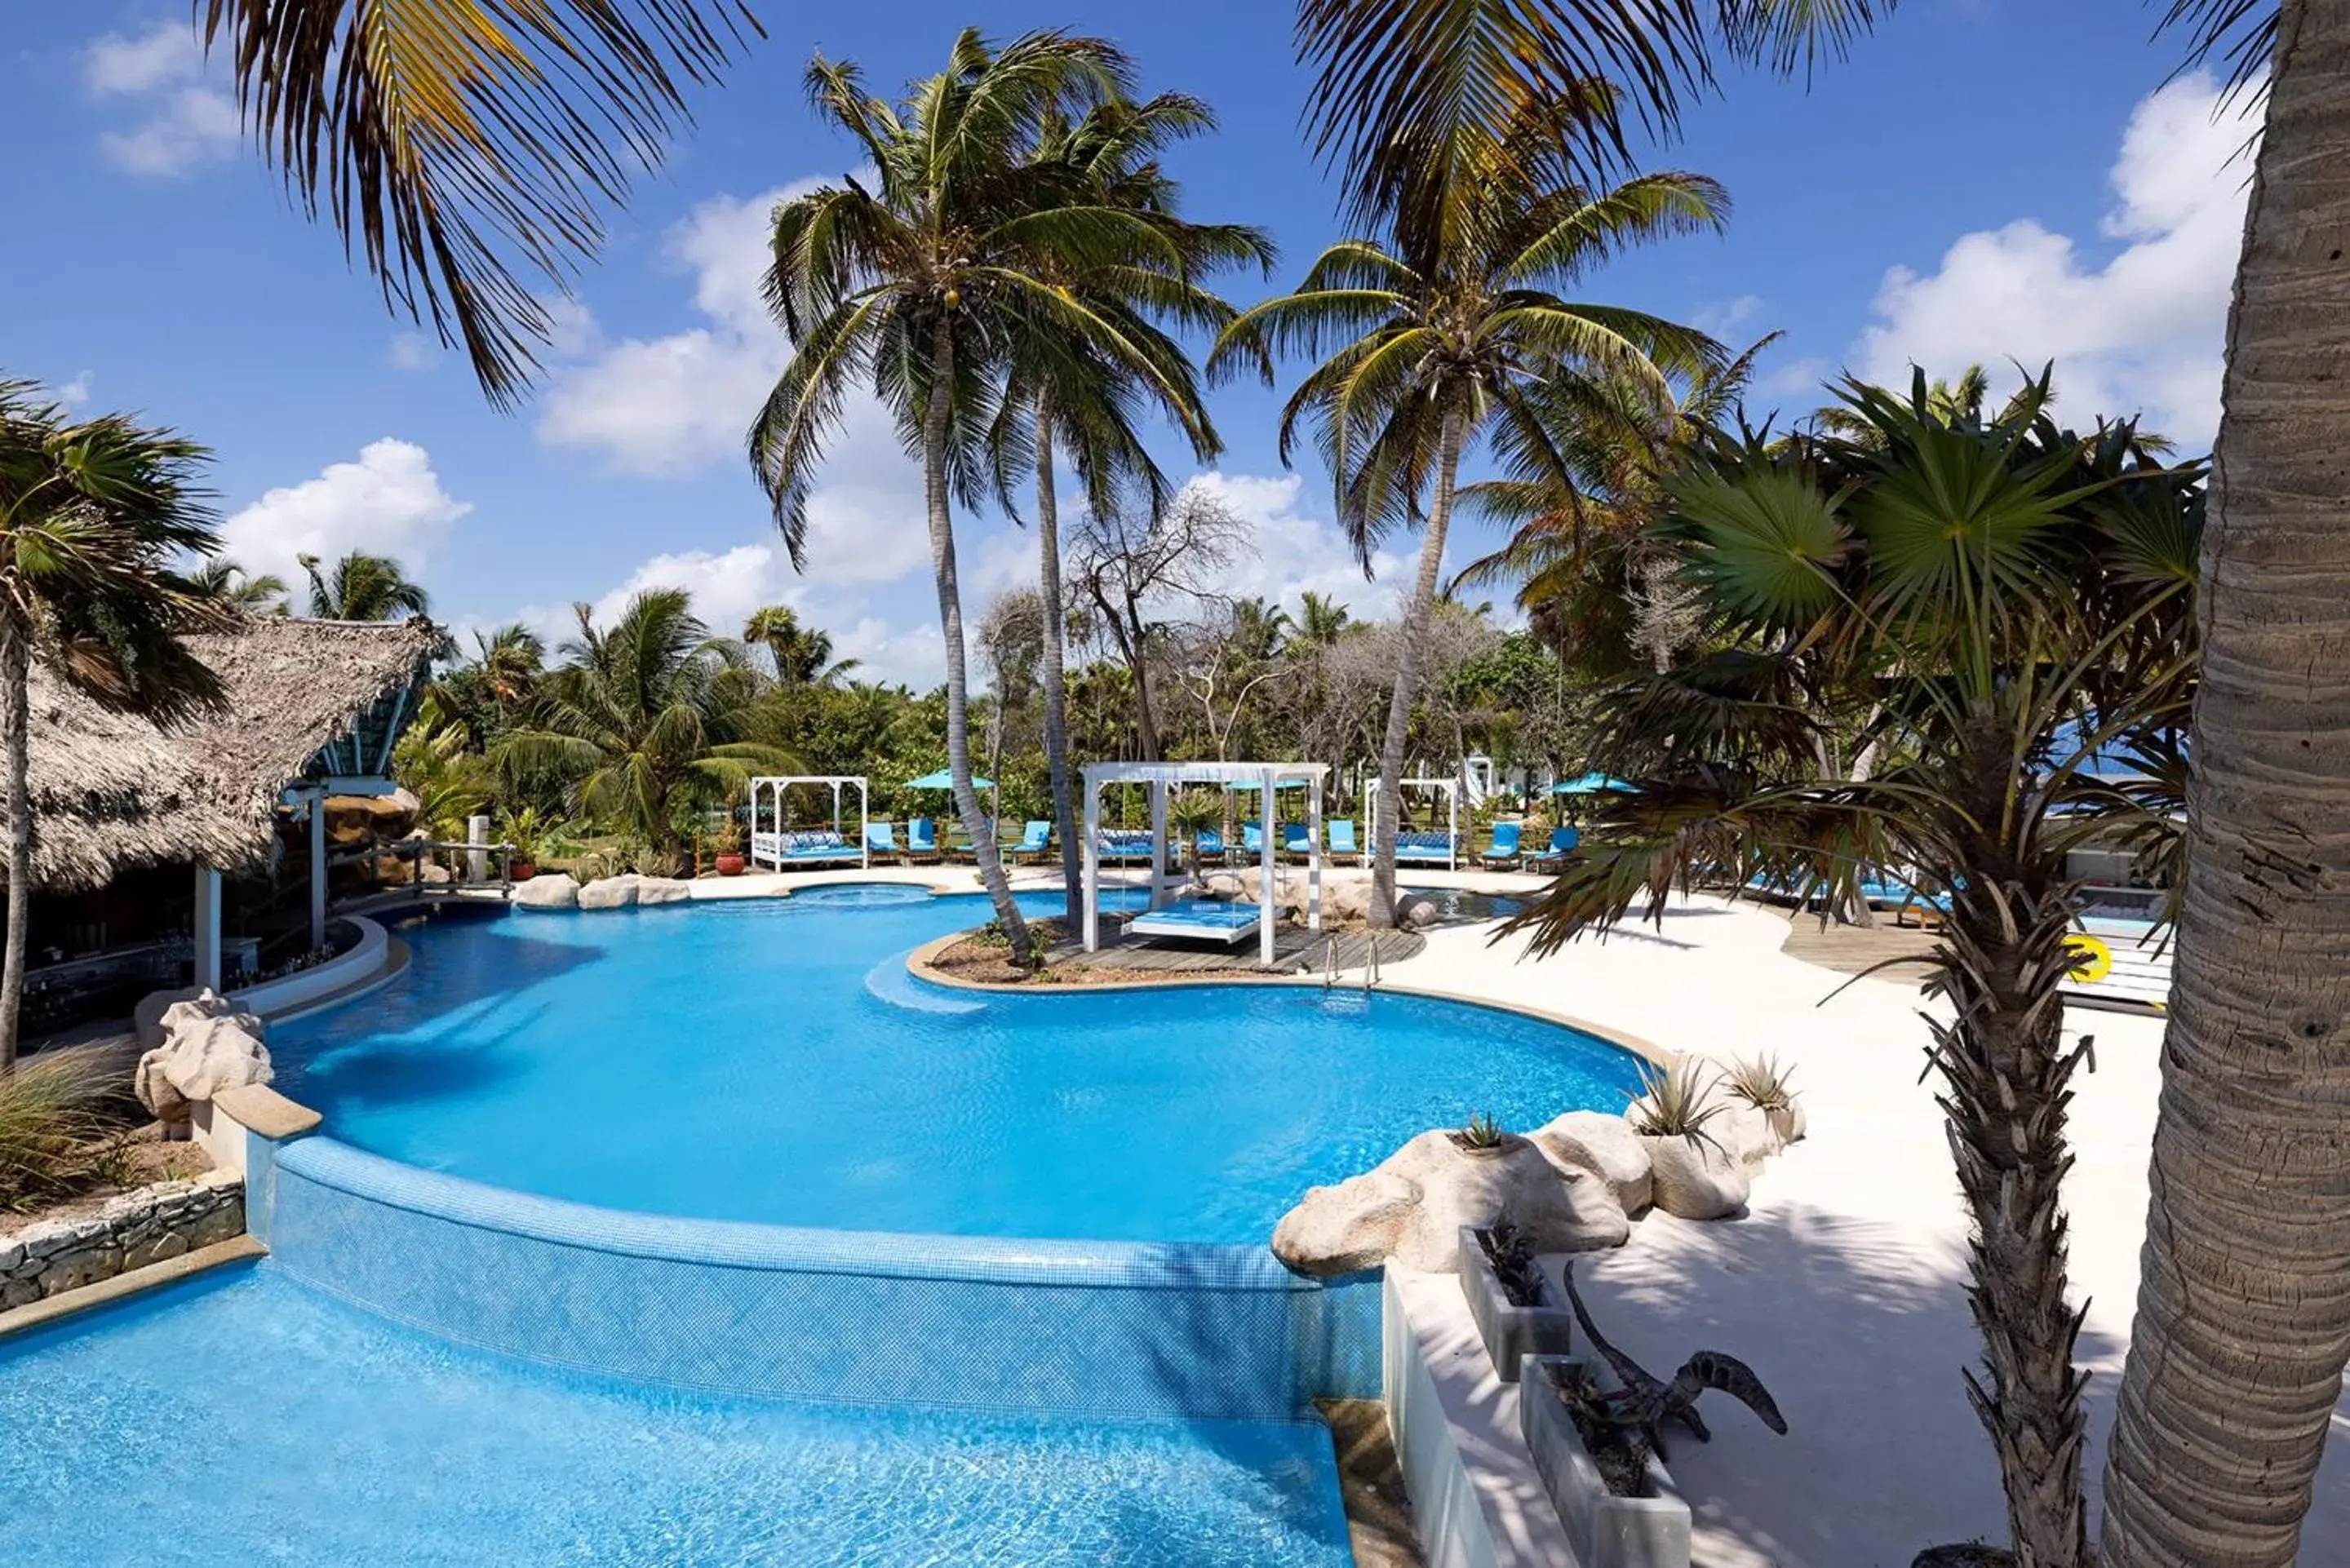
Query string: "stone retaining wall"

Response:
xmin=1 ymin=1171 xmax=245 ymax=1308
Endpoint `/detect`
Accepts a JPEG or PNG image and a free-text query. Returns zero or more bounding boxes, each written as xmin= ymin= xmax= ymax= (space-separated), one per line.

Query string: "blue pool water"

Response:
xmin=0 ymin=1265 xmax=1352 ymax=1567
xmin=269 ymin=888 xmax=1641 ymax=1243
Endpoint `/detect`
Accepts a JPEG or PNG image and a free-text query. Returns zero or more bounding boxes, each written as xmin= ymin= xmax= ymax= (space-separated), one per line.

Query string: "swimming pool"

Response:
xmin=1 ymin=1263 xmax=1352 ymax=1567
xmin=268 ymin=887 xmax=1641 ymax=1243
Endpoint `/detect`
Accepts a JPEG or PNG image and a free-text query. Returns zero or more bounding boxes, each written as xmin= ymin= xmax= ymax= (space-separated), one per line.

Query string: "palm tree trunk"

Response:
xmin=920 ymin=318 xmax=1029 ymax=955
xmin=1032 ymin=394 xmax=1084 ymax=924
xmin=1368 ymin=405 xmax=1464 ymax=930
xmin=0 ymin=612 xmax=28 ymax=1072
xmin=2104 ymin=7 xmax=2350 ymax=1560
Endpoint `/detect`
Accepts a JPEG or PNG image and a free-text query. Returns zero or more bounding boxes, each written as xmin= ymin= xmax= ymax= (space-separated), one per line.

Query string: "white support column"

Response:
xmin=467 ymin=813 xmax=490 ymax=884
xmin=858 ymin=780 xmax=871 ymax=869
xmin=1258 ymin=768 xmax=1277 ymax=968
xmin=1306 ymin=777 xmax=1324 ymax=932
xmin=831 ymin=781 xmax=842 ymax=835
xmin=1082 ymin=779 xmax=1102 ymax=951
xmin=1149 ymin=779 xmax=1169 ymax=910
xmin=1448 ymin=782 xmax=1459 ymax=871
xmin=308 ymin=800 xmax=328 ymax=950
xmin=193 ymin=864 xmax=223 ymax=993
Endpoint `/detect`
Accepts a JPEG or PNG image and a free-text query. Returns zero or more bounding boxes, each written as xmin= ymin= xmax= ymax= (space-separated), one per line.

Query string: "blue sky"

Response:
xmin=1 ymin=2 xmax=2255 ymax=684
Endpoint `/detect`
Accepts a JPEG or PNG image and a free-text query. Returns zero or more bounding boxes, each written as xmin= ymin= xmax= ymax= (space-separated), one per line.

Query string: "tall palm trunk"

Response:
xmin=0 ymin=612 xmax=28 ymax=1072
xmin=2105 ymin=6 xmax=2350 ymax=1559
xmin=1368 ymin=405 xmax=1463 ymax=930
xmin=921 ymin=319 xmax=1029 ymax=955
xmin=1032 ymin=393 xmax=1084 ymax=924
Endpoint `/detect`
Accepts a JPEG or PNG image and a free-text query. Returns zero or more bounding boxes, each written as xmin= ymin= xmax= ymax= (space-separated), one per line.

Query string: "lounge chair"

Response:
xmin=1240 ymin=822 xmax=1264 ymax=861
xmin=1095 ymin=829 xmax=1156 ymax=865
xmin=1327 ymin=819 xmax=1360 ymax=865
xmin=1394 ymin=830 xmax=1457 ymax=867
xmin=864 ymin=822 xmax=902 ymax=862
xmin=760 ymin=829 xmax=864 ymax=868
xmin=905 ymin=817 xmax=942 ymax=864
xmin=1479 ymin=821 xmax=1523 ymax=869
xmin=1523 ymin=826 xmax=1579 ymax=872
xmin=1193 ymin=829 xmax=1228 ymax=868
xmin=1127 ymin=898 xmax=1263 ymax=947
xmin=1008 ymin=819 xmax=1053 ymax=863
xmin=1279 ymin=822 xmax=1314 ymax=862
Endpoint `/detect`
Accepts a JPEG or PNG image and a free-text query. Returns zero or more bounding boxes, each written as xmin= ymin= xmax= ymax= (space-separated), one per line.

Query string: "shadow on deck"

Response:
xmin=1051 ymin=919 xmax=1427 ymax=976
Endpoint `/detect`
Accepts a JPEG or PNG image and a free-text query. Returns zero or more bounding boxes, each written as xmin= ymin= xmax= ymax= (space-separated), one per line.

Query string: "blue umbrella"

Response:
xmin=902 ymin=769 xmax=994 ymax=791
xmin=1552 ymin=772 xmax=1634 ymax=795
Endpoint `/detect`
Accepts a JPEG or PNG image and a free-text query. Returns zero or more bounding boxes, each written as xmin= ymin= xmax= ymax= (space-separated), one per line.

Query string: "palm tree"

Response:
xmin=196 ymin=1 xmax=759 ymax=406
xmin=749 ymin=29 xmax=1182 ymax=958
xmin=1293 ymin=5 xmax=2344 ymax=1556
xmin=494 ymin=589 xmax=793 ymax=862
xmin=989 ymin=91 xmax=1274 ymax=922
xmin=0 ymin=380 xmax=231 ymax=1069
xmin=1290 ymin=591 xmax=1352 ymax=649
xmin=1519 ymin=373 xmax=2201 ymax=1566
xmin=471 ymin=622 xmax=544 ymax=713
xmin=187 ymin=558 xmax=288 ymax=613
xmin=743 ymin=605 xmax=856 ymax=687
xmin=1213 ymin=102 xmax=1725 ymax=928
xmin=299 ymin=551 xmax=430 ymax=621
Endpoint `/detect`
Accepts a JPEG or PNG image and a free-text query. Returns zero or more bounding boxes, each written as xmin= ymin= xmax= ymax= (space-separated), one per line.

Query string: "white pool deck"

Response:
xmin=678 ymin=862 xmax=2349 ymax=1563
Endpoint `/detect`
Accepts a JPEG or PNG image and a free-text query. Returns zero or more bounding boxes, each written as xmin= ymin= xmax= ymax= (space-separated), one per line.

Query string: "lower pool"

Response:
xmin=267 ymin=888 xmax=1640 ymax=1242
xmin=0 ymin=1263 xmax=1351 ymax=1567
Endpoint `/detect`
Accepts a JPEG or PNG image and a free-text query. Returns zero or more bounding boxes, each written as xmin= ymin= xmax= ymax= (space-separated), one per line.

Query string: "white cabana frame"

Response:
xmin=1080 ymin=760 xmax=1329 ymax=968
xmin=747 ymin=775 xmax=871 ymax=870
xmin=1368 ymin=776 xmax=1461 ymax=871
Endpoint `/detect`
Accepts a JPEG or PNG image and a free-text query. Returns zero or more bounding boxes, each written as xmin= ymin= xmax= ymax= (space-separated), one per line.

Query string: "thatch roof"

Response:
xmin=14 ymin=617 xmax=438 ymax=892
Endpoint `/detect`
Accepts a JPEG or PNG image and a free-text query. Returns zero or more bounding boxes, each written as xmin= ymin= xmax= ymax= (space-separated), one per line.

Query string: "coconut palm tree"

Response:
xmin=743 ymin=605 xmax=856 ymax=688
xmin=1212 ymin=101 xmax=1725 ymax=928
xmin=299 ymin=551 xmax=430 ymax=621
xmin=494 ymin=588 xmax=793 ymax=862
xmin=188 ymin=558 xmax=289 ymax=614
xmin=988 ymin=91 xmax=1274 ymax=921
xmin=1293 ymin=4 xmax=2344 ymax=1557
xmin=0 ymin=379 xmax=231 ymax=1070
xmin=196 ymin=1 xmax=759 ymax=406
xmin=1516 ymin=371 xmax=2202 ymax=1567
xmin=750 ymin=29 xmax=1188 ymax=957
xmin=1290 ymin=591 xmax=1353 ymax=649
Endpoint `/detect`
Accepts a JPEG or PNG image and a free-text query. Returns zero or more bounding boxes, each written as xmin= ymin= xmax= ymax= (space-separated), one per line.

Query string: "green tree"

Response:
xmin=743 ymin=605 xmax=855 ymax=687
xmin=0 ymin=380 xmax=229 ymax=1069
xmin=1520 ymin=374 xmax=2201 ymax=1566
xmin=188 ymin=558 xmax=289 ymax=613
xmin=1213 ymin=103 xmax=1723 ymax=928
xmin=299 ymin=551 xmax=430 ymax=621
xmin=749 ymin=29 xmax=1176 ymax=957
xmin=494 ymin=589 xmax=794 ymax=862
xmin=1290 ymin=591 xmax=1352 ymax=649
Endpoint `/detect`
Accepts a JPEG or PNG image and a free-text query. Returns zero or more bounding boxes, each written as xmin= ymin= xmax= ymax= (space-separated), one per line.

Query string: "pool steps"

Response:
xmin=863 ymin=950 xmax=987 ymax=1015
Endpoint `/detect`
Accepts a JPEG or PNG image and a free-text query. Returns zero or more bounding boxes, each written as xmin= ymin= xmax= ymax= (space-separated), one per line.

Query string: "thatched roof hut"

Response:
xmin=15 ymin=617 xmax=438 ymax=891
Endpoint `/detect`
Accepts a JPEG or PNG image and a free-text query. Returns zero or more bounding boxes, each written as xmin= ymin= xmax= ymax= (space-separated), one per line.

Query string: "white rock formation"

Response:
xmin=1718 ymin=1101 xmax=1785 ymax=1171
xmin=512 ymin=873 xmax=580 ymax=910
xmin=1396 ymin=893 xmax=1442 ymax=928
xmin=135 ymin=994 xmax=271 ymax=1128
xmin=1274 ymin=1129 xmax=1629 ymax=1277
xmin=577 ymin=875 xmax=641 ymax=910
xmin=1532 ymin=1110 xmax=1653 ymax=1214
xmin=1642 ymin=1133 xmax=1750 ymax=1220
xmin=634 ymin=877 xmax=693 ymax=906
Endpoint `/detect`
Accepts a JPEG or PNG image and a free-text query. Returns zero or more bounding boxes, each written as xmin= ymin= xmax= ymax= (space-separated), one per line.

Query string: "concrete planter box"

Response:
xmin=1457 ymin=1225 xmax=1572 ymax=1382
xmin=1519 ymin=1354 xmax=1692 ymax=1568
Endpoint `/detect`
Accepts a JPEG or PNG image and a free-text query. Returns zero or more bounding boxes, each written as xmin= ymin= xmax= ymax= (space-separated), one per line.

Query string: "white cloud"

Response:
xmin=388 ymin=332 xmax=438 ymax=371
xmin=1854 ymin=72 xmax=2256 ymax=448
xmin=1185 ymin=472 xmax=1413 ymax=622
xmin=221 ymin=439 xmax=470 ymax=596
xmin=1694 ymin=294 xmax=1764 ymax=339
xmin=83 ymin=23 xmax=240 ymax=176
xmin=54 ymin=372 xmax=94 ymax=409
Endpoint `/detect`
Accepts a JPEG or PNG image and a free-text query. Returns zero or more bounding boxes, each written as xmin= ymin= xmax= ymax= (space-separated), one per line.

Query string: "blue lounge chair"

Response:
xmin=864 ymin=822 xmax=902 ymax=862
xmin=906 ymin=817 xmax=941 ymax=864
xmin=762 ymin=829 xmax=863 ymax=867
xmin=1127 ymin=898 xmax=1263 ymax=947
xmin=1327 ymin=819 xmax=1360 ymax=864
xmin=1394 ymin=830 xmax=1457 ymax=867
xmin=1524 ymin=826 xmax=1579 ymax=871
xmin=1194 ymin=829 xmax=1228 ymax=866
xmin=1095 ymin=829 xmax=1155 ymax=864
xmin=1008 ymin=820 xmax=1053 ymax=863
xmin=1280 ymin=822 xmax=1314 ymax=861
xmin=1480 ymin=821 xmax=1523 ymax=868
xmin=1240 ymin=821 xmax=1264 ymax=858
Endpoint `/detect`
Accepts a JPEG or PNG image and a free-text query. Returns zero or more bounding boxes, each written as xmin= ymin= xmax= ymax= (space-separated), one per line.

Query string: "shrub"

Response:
xmin=1723 ymin=1052 xmax=1796 ymax=1113
xmin=1452 ymin=1110 xmax=1510 ymax=1150
xmin=0 ymin=1045 xmax=136 ymax=1213
xmin=1626 ymin=1056 xmax=1725 ymax=1149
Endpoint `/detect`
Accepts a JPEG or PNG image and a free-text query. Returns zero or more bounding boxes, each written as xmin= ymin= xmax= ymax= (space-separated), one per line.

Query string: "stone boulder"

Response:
xmin=635 ymin=877 xmax=693 ymax=906
xmin=1273 ymin=1128 xmax=1629 ymax=1277
xmin=134 ymin=986 xmax=208 ymax=1052
xmin=512 ymin=872 xmax=580 ymax=910
xmin=135 ymin=995 xmax=270 ymax=1129
xmin=1319 ymin=877 xmax=1377 ymax=925
xmin=1643 ymin=1133 xmax=1749 ymax=1220
xmin=1396 ymin=893 xmax=1442 ymax=928
xmin=1531 ymin=1110 xmax=1653 ymax=1215
xmin=577 ymin=875 xmax=641 ymax=910
xmin=1718 ymin=1102 xmax=1784 ymax=1172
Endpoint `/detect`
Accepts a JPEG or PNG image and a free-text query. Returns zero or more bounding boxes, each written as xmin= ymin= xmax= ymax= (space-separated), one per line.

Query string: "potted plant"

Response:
xmin=494 ymin=806 xmax=557 ymax=882
xmin=712 ymin=817 xmax=747 ymax=877
xmin=1456 ymin=1216 xmax=1572 ymax=1382
xmin=1519 ymin=1265 xmax=1787 ymax=1568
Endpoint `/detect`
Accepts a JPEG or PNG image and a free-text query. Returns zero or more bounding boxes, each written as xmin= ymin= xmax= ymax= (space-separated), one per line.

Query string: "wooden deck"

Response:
xmin=1049 ymin=919 xmax=1426 ymax=975
xmin=1776 ymin=912 xmax=1940 ymax=986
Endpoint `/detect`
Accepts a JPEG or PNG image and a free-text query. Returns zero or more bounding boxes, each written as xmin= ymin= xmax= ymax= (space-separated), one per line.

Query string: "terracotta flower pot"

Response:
xmin=715 ymin=853 xmax=747 ymax=877
xmin=508 ymin=859 xmax=537 ymax=882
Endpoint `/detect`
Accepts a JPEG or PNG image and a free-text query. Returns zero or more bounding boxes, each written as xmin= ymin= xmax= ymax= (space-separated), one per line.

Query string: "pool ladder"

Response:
xmin=1323 ymin=932 xmax=1381 ymax=997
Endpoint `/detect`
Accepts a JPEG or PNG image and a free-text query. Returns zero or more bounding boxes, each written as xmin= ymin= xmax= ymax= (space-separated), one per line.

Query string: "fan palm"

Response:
xmin=989 ymin=91 xmax=1274 ymax=922
xmin=750 ymin=29 xmax=1192 ymax=957
xmin=300 ymin=551 xmax=429 ymax=621
xmin=188 ymin=558 xmax=289 ymax=613
xmin=0 ymin=380 xmax=232 ymax=1069
xmin=1212 ymin=102 xmax=1725 ymax=927
xmin=196 ymin=1 xmax=760 ymax=407
xmin=1514 ymin=371 xmax=2200 ymax=1567
xmin=494 ymin=588 xmax=793 ymax=862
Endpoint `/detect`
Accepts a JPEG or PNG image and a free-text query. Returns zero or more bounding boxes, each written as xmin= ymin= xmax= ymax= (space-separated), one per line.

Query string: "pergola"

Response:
xmin=746 ymin=775 xmax=870 ymax=870
xmin=1080 ymin=760 xmax=1329 ymax=968
xmin=1368 ymin=776 xmax=1461 ymax=871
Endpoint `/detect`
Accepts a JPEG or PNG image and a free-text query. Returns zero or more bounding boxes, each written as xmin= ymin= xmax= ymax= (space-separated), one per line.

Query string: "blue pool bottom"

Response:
xmin=0 ymin=1263 xmax=1353 ymax=1567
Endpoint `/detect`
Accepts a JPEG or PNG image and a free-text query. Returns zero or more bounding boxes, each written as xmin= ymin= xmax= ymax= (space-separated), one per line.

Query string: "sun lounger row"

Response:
xmin=782 ymin=817 xmax=1585 ymax=872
